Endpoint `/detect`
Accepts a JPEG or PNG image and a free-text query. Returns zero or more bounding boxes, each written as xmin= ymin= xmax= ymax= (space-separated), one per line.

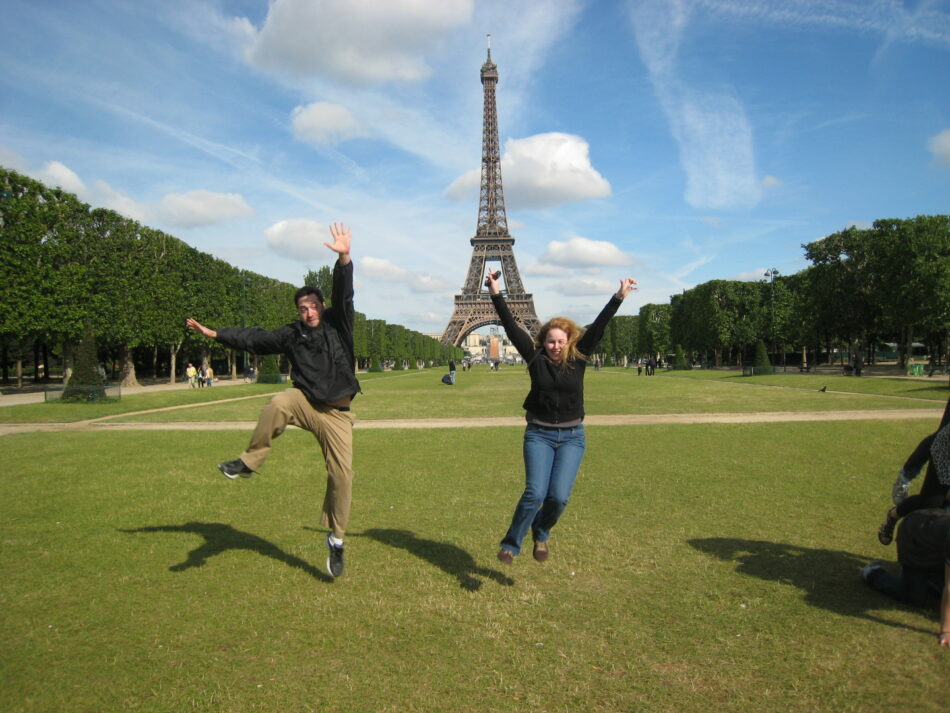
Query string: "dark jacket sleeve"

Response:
xmin=490 ymin=292 xmax=536 ymax=361
xmin=215 ymin=324 xmax=293 ymax=355
xmin=904 ymin=431 xmax=939 ymax=473
xmin=327 ymin=260 xmax=356 ymax=364
xmin=577 ymin=295 xmax=623 ymax=356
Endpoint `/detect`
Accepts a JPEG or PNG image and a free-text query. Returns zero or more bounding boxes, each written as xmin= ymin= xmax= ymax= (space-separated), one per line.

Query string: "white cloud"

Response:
xmin=731 ymin=269 xmax=770 ymax=282
xmin=668 ymin=84 xmax=761 ymax=210
xmin=410 ymin=274 xmax=454 ymax=293
xmin=265 ymin=219 xmax=329 ymax=262
xmin=559 ymin=278 xmax=618 ymax=296
xmin=359 ymin=256 xmax=452 ymax=293
xmin=31 ymin=160 xmax=149 ymax=221
xmin=35 ymin=160 xmax=86 ymax=195
xmin=360 ymin=256 xmax=410 ymax=281
xmin=0 ymin=146 xmax=27 ymax=171
xmin=443 ymin=171 xmax=479 ymax=201
xmin=672 ymin=255 xmax=715 ymax=280
xmin=523 ymin=263 xmax=571 ymax=277
xmin=292 ymin=102 xmax=367 ymax=145
xmin=242 ymin=0 xmax=473 ymax=83
xmin=761 ymin=174 xmax=783 ymax=188
xmin=629 ymin=1 xmax=762 ymax=210
xmin=539 ymin=236 xmax=633 ymax=268
xmin=159 ymin=190 xmax=253 ymax=227
xmin=928 ymin=129 xmax=950 ymax=166
xmin=695 ymin=0 xmax=950 ymax=51
xmin=502 ymin=134 xmax=612 ymax=208
xmin=445 ymin=133 xmax=611 ymax=209
xmin=94 ymin=180 xmax=150 ymax=223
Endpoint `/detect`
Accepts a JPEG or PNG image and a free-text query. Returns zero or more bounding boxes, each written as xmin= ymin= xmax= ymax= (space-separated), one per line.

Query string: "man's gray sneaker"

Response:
xmin=326 ymin=534 xmax=345 ymax=577
xmin=218 ymin=459 xmax=254 ymax=479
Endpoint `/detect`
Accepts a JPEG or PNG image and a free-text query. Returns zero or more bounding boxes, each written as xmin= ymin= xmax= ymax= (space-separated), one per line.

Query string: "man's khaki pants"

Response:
xmin=239 ymin=388 xmax=354 ymax=539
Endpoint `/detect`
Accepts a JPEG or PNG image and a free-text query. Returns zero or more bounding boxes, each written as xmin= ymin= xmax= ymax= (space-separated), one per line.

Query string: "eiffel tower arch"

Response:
xmin=441 ymin=39 xmax=541 ymax=348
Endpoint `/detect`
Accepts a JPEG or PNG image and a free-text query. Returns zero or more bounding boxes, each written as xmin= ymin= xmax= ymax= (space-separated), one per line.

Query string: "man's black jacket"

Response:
xmin=215 ymin=260 xmax=360 ymax=407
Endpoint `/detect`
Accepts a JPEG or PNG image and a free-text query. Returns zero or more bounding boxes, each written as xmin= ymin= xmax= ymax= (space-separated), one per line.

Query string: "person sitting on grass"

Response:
xmin=863 ymin=505 xmax=950 ymax=648
xmin=878 ymin=396 xmax=950 ymax=546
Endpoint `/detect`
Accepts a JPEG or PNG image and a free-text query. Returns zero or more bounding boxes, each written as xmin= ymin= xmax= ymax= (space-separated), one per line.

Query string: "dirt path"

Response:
xmin=1 ymin=407 xmax=942 ymax=437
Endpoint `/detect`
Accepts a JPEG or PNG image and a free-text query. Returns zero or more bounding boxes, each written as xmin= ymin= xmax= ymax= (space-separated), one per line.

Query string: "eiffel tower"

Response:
xmin=440 ymin=39 xmax=540 ymax=347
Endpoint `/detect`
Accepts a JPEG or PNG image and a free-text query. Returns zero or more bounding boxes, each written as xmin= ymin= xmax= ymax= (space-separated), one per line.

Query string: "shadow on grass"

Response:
xmin=688 ymin=537 xmax=936 ymax=634
xmin=120 ymin=522 xmax=333 ymax=583
xmin=362 ymin=528 xmax=515 ymax=592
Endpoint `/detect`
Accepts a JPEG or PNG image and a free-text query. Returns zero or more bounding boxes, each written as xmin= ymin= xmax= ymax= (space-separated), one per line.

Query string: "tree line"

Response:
xmin=0 ymin=167 xmax=462 ymax=387
xmin=632 ymin=216 xmax=950 ymax=370
xmin=547 ymin=216 xmax=948 ymax=371
xmin=3 ymin=166 xmax=946 ymax=384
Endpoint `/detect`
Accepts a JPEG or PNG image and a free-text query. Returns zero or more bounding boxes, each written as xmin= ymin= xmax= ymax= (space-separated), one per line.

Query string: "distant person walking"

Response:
xmin=186 ymin=222 xmax=360 ymax=578
xmin=487 ymin=269 xmax=638 ymax=565
xmin=186 ymin=362 xmax=197 ymax=388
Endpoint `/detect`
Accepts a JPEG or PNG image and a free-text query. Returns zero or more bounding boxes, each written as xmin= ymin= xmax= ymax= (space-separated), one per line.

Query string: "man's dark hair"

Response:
xmin=294 ymin=286 xmax=325 ymax=306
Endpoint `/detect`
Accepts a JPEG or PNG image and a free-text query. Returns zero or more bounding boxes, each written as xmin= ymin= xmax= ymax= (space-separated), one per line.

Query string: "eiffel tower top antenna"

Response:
xmin=477 ymin=32 xmax=508 ymax=240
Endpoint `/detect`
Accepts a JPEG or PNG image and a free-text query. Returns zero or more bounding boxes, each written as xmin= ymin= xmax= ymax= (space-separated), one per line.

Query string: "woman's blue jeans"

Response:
xmin=500 ymin=424 xmax=586 ymax=555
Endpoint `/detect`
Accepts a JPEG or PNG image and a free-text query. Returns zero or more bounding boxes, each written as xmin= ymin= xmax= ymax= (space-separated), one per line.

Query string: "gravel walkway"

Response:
xmin=1 ymin=407 xmax=943 ymax=438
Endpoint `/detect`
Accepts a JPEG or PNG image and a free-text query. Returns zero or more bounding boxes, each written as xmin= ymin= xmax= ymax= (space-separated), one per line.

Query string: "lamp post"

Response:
xmin=764 ymin=268 xmax=780 ymax=369
xmin=239 ymin=271 xmax=250 ymax=377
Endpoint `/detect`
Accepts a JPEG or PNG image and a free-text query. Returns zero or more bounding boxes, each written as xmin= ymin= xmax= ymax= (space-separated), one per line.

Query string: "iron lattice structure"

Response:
xmin=441 ymin=43 xmax=541 ymax=347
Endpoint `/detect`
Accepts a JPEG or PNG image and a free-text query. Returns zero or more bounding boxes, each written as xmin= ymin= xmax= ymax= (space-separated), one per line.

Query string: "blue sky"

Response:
xmin=2 ymin=0 xmax=948 ymax=333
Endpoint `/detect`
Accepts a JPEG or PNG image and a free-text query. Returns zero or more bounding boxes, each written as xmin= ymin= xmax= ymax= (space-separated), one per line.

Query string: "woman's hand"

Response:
xmin=485 ymin=269 xmax=501 ymax=295
xmin=616 ymin=277 xmax=638 ymax=299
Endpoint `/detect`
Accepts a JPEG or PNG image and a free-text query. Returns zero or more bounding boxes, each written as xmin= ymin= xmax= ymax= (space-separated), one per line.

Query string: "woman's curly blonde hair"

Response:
xmin=534 ymin=317 xmax=587 ymax=368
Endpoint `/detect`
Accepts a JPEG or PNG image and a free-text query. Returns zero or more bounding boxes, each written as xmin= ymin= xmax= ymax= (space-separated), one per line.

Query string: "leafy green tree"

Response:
xmin=0 ymin=170 xmax=93 ymax=384
xmin=673 ymin=344 xmax=689 ymax=369
xmin=803 ymin=217 xmax=950 ymax=366
xmin=303 ymin=265 xmax=334 ymax=306
xmin=367 ymin=320 xmax=388 ymax=371
xmin=638 ymin=303 xmax=671 ymax=361
xmin=62 ymin=325 xmax=106 ymax=402
xmin=388 ymin=324 xmax=409 ymax=369
xmin=752 ymin=339 xmax=772 ymax=372
xmin=353 ymin=311 xmax=368 ymax=369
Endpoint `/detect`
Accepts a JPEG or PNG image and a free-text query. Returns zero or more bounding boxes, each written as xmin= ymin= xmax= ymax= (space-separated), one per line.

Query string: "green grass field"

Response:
xmin=2 ymin=368 xmax=948 ymax=712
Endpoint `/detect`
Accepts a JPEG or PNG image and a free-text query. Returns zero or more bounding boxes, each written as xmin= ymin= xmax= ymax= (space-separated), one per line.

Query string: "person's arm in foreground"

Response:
xmin=185 ymin=318 xmax=216 ymax=340
xmin=891 ymin=430 xmax=940 ymax=504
